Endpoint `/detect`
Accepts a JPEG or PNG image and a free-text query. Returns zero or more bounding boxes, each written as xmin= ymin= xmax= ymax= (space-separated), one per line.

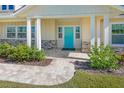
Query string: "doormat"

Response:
xmin=62 ymin=48 xmax=75 ymax=51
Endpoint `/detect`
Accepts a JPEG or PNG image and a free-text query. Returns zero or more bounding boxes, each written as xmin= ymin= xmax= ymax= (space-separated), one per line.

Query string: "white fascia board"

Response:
xmin=13 ymin=5 xmax=30 ymax=16
xmin=110 ymin=5 xmax=124 ymax=12
xmin=0 ymin=15 xmax=15 ymax=19
xmin=112 ymin=15 xmax=124 ymax=18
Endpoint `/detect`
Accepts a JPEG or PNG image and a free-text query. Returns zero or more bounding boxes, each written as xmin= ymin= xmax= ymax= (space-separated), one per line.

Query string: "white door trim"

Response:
xmin=57 ymin=25 xmax=81 ymax=48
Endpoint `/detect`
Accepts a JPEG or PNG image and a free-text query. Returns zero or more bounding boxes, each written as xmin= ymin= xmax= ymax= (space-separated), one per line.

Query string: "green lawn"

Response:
xmin=0 ymin=70 xmax=124 ymax=88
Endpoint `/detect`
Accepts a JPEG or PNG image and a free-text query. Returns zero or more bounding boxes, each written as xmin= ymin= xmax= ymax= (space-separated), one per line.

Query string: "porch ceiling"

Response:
xmin=15 ymin=5 xmax=123 ymax=18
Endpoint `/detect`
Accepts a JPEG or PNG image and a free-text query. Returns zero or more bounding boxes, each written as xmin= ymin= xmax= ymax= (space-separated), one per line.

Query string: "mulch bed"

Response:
xmin=0 ymin=58 xmax=52 ymax=66
xmin=71 ymin=60 xmax=124 ymax=76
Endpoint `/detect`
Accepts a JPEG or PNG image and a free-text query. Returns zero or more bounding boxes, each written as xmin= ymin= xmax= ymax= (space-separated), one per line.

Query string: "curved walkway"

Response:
xmin=0 ymin=58 xmax=75 ymax=85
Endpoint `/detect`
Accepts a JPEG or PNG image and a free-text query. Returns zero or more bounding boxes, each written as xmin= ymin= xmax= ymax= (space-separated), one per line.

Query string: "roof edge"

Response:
xmin=110 ymin=5 xmax=124 ymax=12
xmin=13 ymin=5 xmax=31 ymax=16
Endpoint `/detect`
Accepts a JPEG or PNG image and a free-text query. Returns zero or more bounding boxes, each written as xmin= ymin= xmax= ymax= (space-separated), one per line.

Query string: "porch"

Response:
xmin=0 ymin=16 xmax=110 ymax=52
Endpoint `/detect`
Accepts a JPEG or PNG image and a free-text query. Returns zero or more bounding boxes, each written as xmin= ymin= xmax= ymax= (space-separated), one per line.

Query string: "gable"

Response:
xmin=16 ymin=5 xmax=124 ymax=18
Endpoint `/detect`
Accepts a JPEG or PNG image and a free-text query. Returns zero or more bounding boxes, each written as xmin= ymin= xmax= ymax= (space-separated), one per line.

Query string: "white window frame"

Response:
xmin=57 ymin=26 xmax=63 ymax=40
xmin=31 ymin=26 xmax=35 ymax=40
xmin=6 ymin=25 xmax=17 ymax=39
xmin=110 ymin=22 xmax=124 ymax=47
xmin=6 ymin=25 xmax=35 ymax=40
xmin=75 ymin=26 xmax=81 ymax=40
xmin=17 ymin=25 xmax=27 ymax=39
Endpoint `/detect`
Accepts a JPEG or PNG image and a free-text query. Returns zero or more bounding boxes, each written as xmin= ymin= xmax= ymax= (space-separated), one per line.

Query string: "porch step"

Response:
xmin=68 ymin=52 xmax=90 ymax=60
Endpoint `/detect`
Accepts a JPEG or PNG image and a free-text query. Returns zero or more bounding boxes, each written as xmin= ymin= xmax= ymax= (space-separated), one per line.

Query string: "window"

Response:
xmin=75 ymin=26 xmax=80 ymax=39
xmin=31 ymin=26 xmax=35 ymax=38
xmin=17 ymin=26 xmax=27 ymax=38
xmin=2 ymin=5 xmax=14 ymax=11
xmin=7 ymin=26 xmax=35 ymax=39
xmin=58 ymin=27 xmax=63 ymax=39
xmin=8 ymin=5 xmax=14 ymax=10
xmin=112 ymin=24 xmax=124 ymax=45
xmin=7 ymin=27 xmax=16 ymax=38
xmin=2 ymin=5 xmax=7 ymax=11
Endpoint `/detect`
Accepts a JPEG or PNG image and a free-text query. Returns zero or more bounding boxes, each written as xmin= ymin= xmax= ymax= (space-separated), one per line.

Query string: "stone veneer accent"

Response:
xmin=41 ymin=40 xmax=57 ymax=49
xmin=111 ymin=47 xmax=124 ymax=53
xmin=0 ymin=39 xmax=27 ymax=46
xmin=82 ymin=41 xmax=90 ymax=53
xmin=0 ymin=39 xmax=57 ymax=49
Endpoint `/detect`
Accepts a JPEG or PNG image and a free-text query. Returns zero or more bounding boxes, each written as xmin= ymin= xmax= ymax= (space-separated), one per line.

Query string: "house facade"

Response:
xmin=0 ymin=5 xmax=124 ymax=52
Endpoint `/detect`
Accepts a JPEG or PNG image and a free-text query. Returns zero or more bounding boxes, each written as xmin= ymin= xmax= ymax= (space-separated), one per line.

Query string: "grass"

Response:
xmin=0 ymin=70 xmax=124 ymax=88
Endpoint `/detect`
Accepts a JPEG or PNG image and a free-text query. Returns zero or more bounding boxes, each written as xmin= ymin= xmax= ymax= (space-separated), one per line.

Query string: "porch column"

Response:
xmin=35 ymin=18 xmax=41 ymax=50
xmin=90 ymin=16 xmax=95 ymax=47
xmin=104 ymin=16 xmax=109 ymax=47
xmin=97 ymin=18 xmax=101 ymax=47
xmin=27 ymin=18 xmax=32 ymax=47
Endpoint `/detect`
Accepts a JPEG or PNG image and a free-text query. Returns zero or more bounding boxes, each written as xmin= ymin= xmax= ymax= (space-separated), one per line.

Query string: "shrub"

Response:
xmin=28 ymin=48 xmax=45 ymax=61
xmin=118 ymin=52 xmax=124 ymax=65
xmin=89 ymin=45 xmax=121 ymax=70
xmin=8 ymin=44 xmax=30 ymax=62
xmin=0 ymin=43 xmax=14 ymax=58
xmin=8 ymin=44 xmax=45 ymax=62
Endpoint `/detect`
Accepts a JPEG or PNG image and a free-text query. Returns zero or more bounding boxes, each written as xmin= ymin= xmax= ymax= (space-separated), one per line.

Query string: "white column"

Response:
xmin=35 ymin=18 xmax=41 ymax=50
xmin=90 ymin=16 xmax=95 ymax=47
xmin=104 ymin=16 xmax=109 ymax=47
xmin=97 ymin=18 xmax=101 ymax=47
xmin=27 ymin=18 xmax=32 ymax=47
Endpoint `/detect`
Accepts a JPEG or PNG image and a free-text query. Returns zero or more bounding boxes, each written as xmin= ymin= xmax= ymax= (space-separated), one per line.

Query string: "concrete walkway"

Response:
xmin=0 ymin=58 xmax=75 ymax=85
xmin=44 ymin=49 xmax=89 ymax=59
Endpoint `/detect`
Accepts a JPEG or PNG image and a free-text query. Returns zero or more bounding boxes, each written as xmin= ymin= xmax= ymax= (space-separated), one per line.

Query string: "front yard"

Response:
xmin=0 ymin=70 xmax=124 ymax=88
xmin=0 ymin=44 xmax=124 ymax=88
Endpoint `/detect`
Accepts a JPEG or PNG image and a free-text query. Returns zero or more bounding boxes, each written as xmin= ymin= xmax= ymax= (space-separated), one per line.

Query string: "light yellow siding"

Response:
xmin=41 ymin=19 xmax=56 ymax=40
xmin=1 ymin=17 xmax=124 ymax=48
xmin=81 ymin=17 xmax=90 ymax=42
xmin=110 ymin=18 xmax=124 ymax=23
xmin=0 ymin=19 xmax=56 ymax=40
xmin=0 ymin=21 xmax=27 ymax=38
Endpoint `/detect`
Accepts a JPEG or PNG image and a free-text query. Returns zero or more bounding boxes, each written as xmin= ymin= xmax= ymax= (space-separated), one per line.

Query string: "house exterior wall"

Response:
xmin=99 ymin=18 xmax=124 ymax=46
xmin=41 ymin=19 xmax=56 ymax=40
xmin=0 ymin=21 xmax=27 ymax=39
xmin=0 ymin=18 xmax=83 ymax=49
xmin=0 ymin=19 xmax=56 ymax=40
xmin=0 ymin=20 xmax=57 ymax=48
xmin=1 ymin=17 xmax=124 ymax=49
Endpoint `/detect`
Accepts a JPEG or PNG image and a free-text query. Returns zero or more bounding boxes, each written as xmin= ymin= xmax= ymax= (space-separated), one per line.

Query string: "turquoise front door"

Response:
xmin=64 ymin=27 xmax=74 ymax=49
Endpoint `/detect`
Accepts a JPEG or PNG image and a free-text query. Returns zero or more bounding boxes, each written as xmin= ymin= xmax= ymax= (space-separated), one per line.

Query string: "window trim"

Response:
xmin=6 ymin=25 xmax=35 ymax=40
xmin=75 ymin=26 xmax=81 ymax=40
xmin=17 ymin=26 xmax=27 ymax=39
xmin=110 ymin=22 xmax=124 ymax=47
xmin=6 ymin=25 xmax=17 ymax=39
xmin=57 ymin=26 xmax=63 ymax=39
